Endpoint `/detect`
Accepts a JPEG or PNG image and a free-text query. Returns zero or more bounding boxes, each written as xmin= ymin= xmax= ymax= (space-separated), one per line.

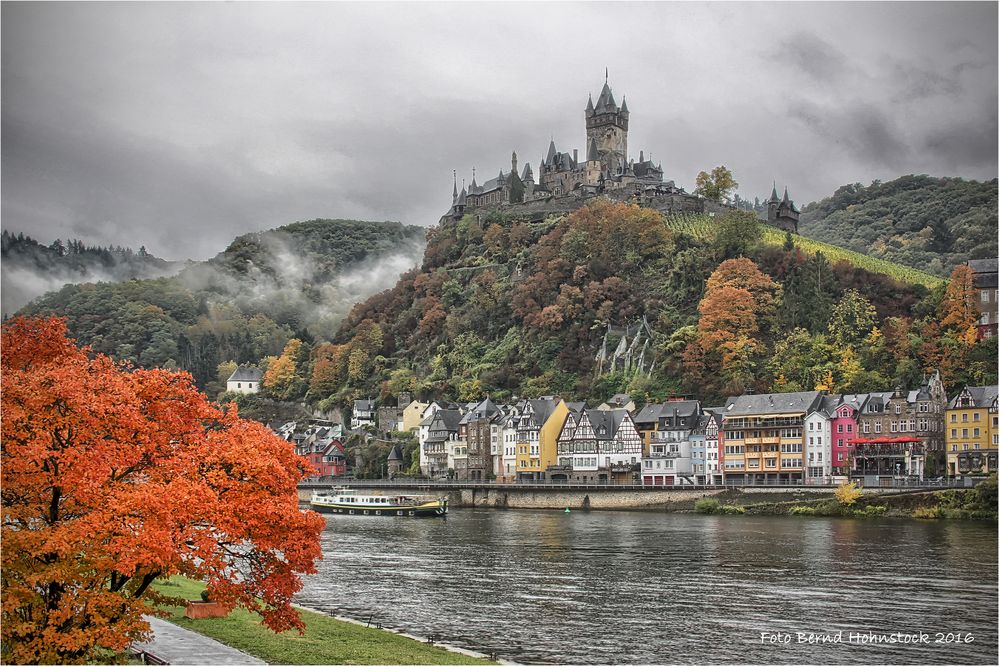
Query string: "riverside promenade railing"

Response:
xmin=298 ymin=477 xmax=984 ymax=492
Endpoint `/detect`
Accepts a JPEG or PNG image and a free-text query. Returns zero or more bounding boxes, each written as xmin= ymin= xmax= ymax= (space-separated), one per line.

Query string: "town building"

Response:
xmin=946 ymin=385 xmax=999 ymax=476
xmin=460 ymin=397 xmax=504 ymax=481
xmin=641 ymin=400 xmax=701 ymax=486
xmin=421 ymin=409 xmax=462 ymax=478
xmin=722 ymin=392 xmax=820 ymax=484
xmin=351 ymin=399 xmax=376 ymax=430
xmin=556 ymin=408 xmax=643 ymax=484
xmin=288 ymin=423 xmax=346 ymax=479
xmin=967 ymin=258 xmax=998 ymax=339
xmin=515 ymin=398 xmax=564 ymax=481
xmin=855 ymin=372 xmax=947 ymax=478
xmin=804 ymin=394 xmax=837 ymax=483
xmin=400 ymin=398 xmax=431 ymax=433
xmin=387 ymin=445 xmax=403 ymax=477
xmin=226 ymin=366 xmax=262 ymax=394
xmin=702 ymin=409 xmax=724 ymax=484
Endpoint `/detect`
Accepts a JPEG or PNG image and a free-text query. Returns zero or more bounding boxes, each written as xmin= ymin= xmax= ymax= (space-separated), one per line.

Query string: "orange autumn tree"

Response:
xmin=1 ymin=317 xmax=325 ymax=664
xmin=940 ymin=264 xmax=979 ymax=341
xmin=693 ymin=258 xmax=780 ymax=394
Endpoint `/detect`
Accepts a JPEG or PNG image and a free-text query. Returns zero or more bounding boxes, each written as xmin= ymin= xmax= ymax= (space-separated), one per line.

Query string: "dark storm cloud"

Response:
xmin=769 ymin=32 xmax=848 ymax=84
xmin=788 ymin=101 xmax=911 ymax=171
xmin=1 ymin=2 xmax=996 ymax=264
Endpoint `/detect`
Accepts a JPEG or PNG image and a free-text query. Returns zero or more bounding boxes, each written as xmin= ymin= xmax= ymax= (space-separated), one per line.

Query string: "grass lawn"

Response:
xmin=150 ymin=577 xmax=494 ymax=665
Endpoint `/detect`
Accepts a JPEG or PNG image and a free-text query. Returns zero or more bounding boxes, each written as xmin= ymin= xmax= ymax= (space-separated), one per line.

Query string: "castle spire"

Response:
xmin=471 ymin=167 xmax=477 ymax=190
xmin=605 ymin=66 xmax=608 ymax=84
xmin=452 ymin=170 xmax=457 ymax=203
xmin=546 ymin=138 xmax=557 ymax=164
xmin=620 ymin=95 xmax=629 ymax=115
xmin=782 ymin=186 xmax=790 ymax=204
xmin=587 ymin=137 xmax=599 ymax=162
xmin=769 ymin=181 xmax=779 ymax=203
xmin=585 ymin=93 xmax=594 ymax=114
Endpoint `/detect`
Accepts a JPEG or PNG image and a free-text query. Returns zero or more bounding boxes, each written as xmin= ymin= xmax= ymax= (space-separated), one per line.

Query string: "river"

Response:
xmin=295 ymin=509 xmax=997 ymax=664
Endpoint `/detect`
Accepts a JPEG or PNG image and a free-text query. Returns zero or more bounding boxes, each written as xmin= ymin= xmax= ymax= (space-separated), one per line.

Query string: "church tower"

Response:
xmin=585 ymin=71 xmax=629 ymax=175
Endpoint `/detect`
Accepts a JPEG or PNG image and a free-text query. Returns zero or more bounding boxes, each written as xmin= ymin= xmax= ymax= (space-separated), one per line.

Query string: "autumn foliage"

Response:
xmin=1 ymin=317 xmax=324 ymax=664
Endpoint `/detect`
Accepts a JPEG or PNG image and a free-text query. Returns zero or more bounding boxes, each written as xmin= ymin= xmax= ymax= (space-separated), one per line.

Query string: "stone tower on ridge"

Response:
xmin=585 ymin=71 xmax=629 ymax=176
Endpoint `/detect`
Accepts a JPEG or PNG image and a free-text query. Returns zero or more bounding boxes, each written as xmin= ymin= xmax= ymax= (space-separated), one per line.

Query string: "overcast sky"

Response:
xmin=3 ymin=2 xmax=996 ymax=261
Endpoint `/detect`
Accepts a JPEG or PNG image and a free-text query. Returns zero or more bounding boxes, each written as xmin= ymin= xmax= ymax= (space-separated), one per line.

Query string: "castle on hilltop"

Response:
xmin=443 ymin=75 xmax=800 ymax=233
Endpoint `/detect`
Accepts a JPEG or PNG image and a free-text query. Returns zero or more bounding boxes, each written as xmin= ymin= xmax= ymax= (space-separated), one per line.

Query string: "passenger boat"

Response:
xmin=309 ymin=489 xmax=448 ymax=517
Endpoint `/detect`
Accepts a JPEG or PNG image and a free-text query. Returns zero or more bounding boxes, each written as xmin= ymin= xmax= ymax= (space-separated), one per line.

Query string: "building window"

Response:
xmin=974 ymin=428 xmax=981 ymax=437
xmin=974 ymin=412 xmax=981 ymax=421
xmin=963 ymin=429 xmax=969 ymax=438
xmin=837 ymin=424 xmax=843 ymax=433
xmin=950 ymin=414 xmax=957 ymax=423
xmin=983 ymin=290 xmax=991 ymax=303
xmin=237 ymin=383 xmax=241 ymax=388
xmin=847 ymin=424 xmax=853 ymax=433
xmin=962 ymin=413 xmax=969 ymax=422
xmin=875 ymin=423 xmax=882 ymax=433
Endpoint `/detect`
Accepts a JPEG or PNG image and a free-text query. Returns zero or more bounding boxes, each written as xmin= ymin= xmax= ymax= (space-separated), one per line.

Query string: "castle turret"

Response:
xmin=585 ymin=73 xmax=628 ymax=175
xmin=766 ymin=182 xmax=799 ymax=233
xmin=511 ymin=151 xmax=518 ymax=176
xmin=585 ymin=137 xmax=602 ymax=186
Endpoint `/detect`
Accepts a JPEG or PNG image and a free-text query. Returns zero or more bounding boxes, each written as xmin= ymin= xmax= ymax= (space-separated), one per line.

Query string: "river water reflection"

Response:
xmin=295 ymin=509 xmax=997 ymax=664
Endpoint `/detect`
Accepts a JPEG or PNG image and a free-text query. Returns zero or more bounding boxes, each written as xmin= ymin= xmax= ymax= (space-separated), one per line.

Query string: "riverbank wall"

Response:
xmin=297 ymin=484 xmax=918 ymax=511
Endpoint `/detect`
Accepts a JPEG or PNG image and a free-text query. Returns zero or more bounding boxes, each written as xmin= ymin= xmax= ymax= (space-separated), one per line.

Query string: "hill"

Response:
xmin=19 ymin=219 xmax=426 ymax=391
xmin=1 ymin=230 xmax=179 ymax=315
xmin=314 ymin=202 xmax=993 ymax=408
xmin=798 ymin=175 xmax=997 ymax=277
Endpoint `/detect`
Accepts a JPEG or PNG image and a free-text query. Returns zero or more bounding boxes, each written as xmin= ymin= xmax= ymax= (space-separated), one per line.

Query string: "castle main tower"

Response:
xmin=585 ymin=72 xmax=629 ymax=175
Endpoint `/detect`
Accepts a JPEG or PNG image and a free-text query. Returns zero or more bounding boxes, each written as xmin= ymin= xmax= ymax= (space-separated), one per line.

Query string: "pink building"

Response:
xmin=830 ymin=395 xmax=866 ymax=472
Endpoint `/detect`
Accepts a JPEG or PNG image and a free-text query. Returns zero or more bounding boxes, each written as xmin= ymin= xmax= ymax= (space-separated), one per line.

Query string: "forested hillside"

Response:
xmin=799 ymin=175 xmax=997 ymax=277
xmin=1 ymin=230 xmax=178 ymax=315
xmin=287 ymin=202 xmax=994 ymax=411
xmin=19 ymin=219 xmax=426 ymax=392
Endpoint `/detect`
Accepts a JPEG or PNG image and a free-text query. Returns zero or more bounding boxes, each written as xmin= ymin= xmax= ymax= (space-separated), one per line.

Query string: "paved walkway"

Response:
xmin=133 ymin=616 xmax=266 ymax=665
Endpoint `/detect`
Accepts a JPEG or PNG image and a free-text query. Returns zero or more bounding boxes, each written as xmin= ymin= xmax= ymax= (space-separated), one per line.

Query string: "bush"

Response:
xmin=857 ymin=504 xmax=887 ymax=517
xmin=201 ymin=590 xmax=211 ymax=602
xmin=913 ymin=506 xmax=943 ymax=519
xmin=789 ymin=505 xmax=817 ymax=516
xmin=694 ymin=498 xmax=745 ymax=515
xmin=835 ymin=481 xmax=862 ymax=507
xmin=694 ymin=498 xmax=721 ymax=514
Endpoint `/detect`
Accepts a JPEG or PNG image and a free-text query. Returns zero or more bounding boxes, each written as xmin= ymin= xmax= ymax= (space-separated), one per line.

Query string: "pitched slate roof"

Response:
xmin=658 ymin=400 xmax=700 ymax=419
xmin=227 ymin=366 xmax=262 ymax=382
xmin=460 ymin=397 xmax=503 ymax=424
xmin=585 ymin=409 xmax=618 ymax=440
xmin=387 ymin=445 xmax=403 ymax=462
xmin=949 ymin=385 xmax=999 ymax=409
xmin=632 ymin=403 xmax=665 ymax=426
xmin=724 ymin=391 xmax=822 ymax=417
xmin=354 ymin=399 xmax=375 ymax=411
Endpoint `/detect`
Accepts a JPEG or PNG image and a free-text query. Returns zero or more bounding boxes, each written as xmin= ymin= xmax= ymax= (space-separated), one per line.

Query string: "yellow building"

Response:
xmin=515 ymin=398 xmax=563 ymax=481
xmin=632 ymin=403 xmax=663 ymax=458
xmin=721 ymin=391 xmax=821 ymax=484
xmin=400 ymin=400 xmax=430 ymax=433
xmin=945 ymin=386 xmax=998 ymax=476
xmin=539 ymin=400 xmax=570 ymax=473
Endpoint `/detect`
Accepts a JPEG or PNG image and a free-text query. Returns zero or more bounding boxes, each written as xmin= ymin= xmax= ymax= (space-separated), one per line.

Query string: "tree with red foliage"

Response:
xmin=1 ymin=317 xmax=324 ymax=664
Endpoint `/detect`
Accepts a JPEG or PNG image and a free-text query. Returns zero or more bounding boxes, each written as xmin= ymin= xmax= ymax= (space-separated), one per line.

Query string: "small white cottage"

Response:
xmin=226 ymin=366 xmax=263 ymax=394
